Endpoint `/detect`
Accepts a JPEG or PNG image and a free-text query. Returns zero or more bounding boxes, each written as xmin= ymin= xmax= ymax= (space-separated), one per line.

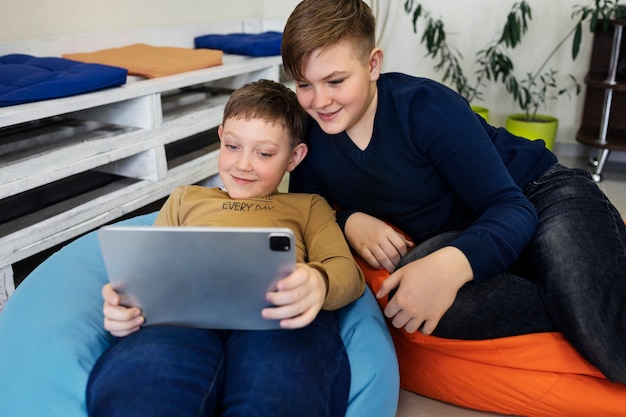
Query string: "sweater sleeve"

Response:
xmin=303 ymin=195 xmax=365 ymax=310
xmin=404 ymin=84 xmax=538 ymax=281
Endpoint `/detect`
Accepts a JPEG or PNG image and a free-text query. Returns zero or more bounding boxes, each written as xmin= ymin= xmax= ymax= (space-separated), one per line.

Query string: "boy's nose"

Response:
xmin=236 ymin=153 xmax=253 ymax=171
xmin=312 ymin=88 xmax=332 ymax=109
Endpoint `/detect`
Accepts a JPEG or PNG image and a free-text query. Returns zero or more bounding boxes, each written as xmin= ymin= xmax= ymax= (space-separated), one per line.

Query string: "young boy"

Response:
xmin=86 ymin=79 xmax=365 ymax=417
xmin=281 ymin=0 xmax=626 ymax=386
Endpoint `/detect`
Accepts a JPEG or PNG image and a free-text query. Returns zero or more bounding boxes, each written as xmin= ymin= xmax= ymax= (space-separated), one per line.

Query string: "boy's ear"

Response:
xmin=217 ymin=125 xmax=223 ymax=140
xmin=368 ymin=47 xmax=383 ymax=81
xmin=287 ymin=143 xmax=308 ymax=172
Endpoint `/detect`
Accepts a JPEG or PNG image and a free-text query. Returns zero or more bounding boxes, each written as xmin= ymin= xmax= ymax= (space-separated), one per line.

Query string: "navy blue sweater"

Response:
xmin=290 ymin=73 xmax=557 ymax=282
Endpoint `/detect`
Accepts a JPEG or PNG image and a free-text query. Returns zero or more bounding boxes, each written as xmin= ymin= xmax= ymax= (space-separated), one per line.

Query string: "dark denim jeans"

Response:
xmin=86 ymin=311 xmax=350 ymax=417
xmin=398 ymin=164 xmax=626 ymax=384
xmin=396 ymin=231 xmax=556 ymax=340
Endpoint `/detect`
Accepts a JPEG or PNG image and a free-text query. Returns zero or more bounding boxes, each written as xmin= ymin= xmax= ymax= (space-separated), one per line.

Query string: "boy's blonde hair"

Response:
xmin=222 ymin=79 xmax=308 ymax=148
xmin=281 ymin=0 xmax=376 ymax=81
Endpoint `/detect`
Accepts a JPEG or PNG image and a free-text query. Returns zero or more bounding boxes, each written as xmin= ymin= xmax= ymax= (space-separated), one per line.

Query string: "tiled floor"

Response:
xmin=395 ymin=152 xmax=626 ymax=417
xmin=396 ymin=390 xmax=507 ymax=417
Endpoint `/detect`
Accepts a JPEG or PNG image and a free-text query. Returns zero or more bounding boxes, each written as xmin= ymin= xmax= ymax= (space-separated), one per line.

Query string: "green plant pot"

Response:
xmin=505 ymin=114 xmax=558 ymax=150
xmin=471 ymin=105 xmax=489 ymax=122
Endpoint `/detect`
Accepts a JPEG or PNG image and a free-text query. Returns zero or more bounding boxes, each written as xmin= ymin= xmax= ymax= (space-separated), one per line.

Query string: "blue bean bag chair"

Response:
xmin=195 ymin=31 xmax=282 ymax=57
xmin=0 ymin=54 xmax=127 ymax=107
xmin=0 ymin=212 xmax=399 ymax=417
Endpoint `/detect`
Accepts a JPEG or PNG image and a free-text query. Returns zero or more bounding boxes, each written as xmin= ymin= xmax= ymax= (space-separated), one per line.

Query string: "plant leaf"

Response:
xmin=572 ymin=23 xmax=582 ymax=60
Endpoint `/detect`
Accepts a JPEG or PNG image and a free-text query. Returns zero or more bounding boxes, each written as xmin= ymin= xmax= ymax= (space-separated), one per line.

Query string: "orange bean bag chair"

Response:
xmin=357 ymin=257 xmax=626 ymax=417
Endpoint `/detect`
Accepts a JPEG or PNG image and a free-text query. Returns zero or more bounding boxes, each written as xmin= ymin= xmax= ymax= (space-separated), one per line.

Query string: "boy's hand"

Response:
xmin=102 ymin=283 xmax=144 ymax=337
xmin=345 ymin=212 xmax=414 ymax=272
xmin=262 ymin=264 xmax=326 ymax=329
xmin=376 ymin=246 xmax=472 ymax=334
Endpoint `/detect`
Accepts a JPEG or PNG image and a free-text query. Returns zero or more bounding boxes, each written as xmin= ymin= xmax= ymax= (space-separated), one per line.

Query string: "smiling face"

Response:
xmin=218 ymin=117 xmax=307 ymax=199
xmin=295 ymin=40 xmax=382 ymax=147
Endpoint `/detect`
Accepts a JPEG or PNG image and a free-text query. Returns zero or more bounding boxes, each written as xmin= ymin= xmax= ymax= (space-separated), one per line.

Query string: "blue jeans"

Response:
xmin=86 ymin=311 xmax=350 ymax=417
xmin=397 ymin=164 xmax=626 ymax=384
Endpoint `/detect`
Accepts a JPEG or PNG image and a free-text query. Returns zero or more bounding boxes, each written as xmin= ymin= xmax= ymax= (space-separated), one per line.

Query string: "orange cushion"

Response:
xmin=64 ymin=43 xmax=223 ymax=78
xmin=357 ymin=256 xmax=626 ymax=417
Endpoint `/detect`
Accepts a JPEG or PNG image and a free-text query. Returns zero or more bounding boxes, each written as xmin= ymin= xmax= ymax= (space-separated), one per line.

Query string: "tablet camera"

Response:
xmin=269 ymin=235 xmax=291 ymax=252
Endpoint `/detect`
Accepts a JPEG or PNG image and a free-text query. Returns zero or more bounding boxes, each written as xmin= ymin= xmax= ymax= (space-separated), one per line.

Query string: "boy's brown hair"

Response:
xmin=222 ymin=79 xmax=308 ymax=147
xmin=281 ymin=0 xmax=376 ymax=81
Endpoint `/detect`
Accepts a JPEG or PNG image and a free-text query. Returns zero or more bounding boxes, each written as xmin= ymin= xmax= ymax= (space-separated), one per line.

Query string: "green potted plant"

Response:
xmin=404 ymin=0 xmax=532 ymax=122
xmin=404 ymin=0 xmax=624 ymax=150
xmin=503 ymin=0 xmax=624 ymax=149
xmin=504 ymin=71 xmax=580 ymax=150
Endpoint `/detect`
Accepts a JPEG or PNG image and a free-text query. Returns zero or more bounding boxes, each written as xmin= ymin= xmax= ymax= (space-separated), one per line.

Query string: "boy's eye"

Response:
xmin=257 ymin=151 xmax=273 ymax=158
xmin=329 ymin=78 xmax=344 ymax=86
xmin=224 ymin=144 xmax=239 ymax=151
xmin=297 ymin=82 xmax=311 ymax=89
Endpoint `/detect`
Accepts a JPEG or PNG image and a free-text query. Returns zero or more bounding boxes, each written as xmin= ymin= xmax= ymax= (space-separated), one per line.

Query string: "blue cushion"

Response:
xmin=0 ymin=213 xmax=399 ymax=417
xmin=0 ymin=54 xmax=127 ymax=107
xmin=194 ymin=31 xmax=282 ymax=57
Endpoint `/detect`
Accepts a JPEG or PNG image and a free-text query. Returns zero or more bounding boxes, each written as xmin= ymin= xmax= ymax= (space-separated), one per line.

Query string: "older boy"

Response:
xmin=86 ymin=79 xmax=365 ymax=417
xmin=282 ymin=0 xmax=626 ymax=386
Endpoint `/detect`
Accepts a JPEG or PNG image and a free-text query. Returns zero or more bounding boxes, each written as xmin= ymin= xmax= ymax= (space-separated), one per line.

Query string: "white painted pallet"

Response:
xmin=0 ymin=145 xmax=221 ymax=268
xmin=0 ymin=267 xmax=15 ymax=313
xmin=0 ymin=22 xmax=283 ymax=292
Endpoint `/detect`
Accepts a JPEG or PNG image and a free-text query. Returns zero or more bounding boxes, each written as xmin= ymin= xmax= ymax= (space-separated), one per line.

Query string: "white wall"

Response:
xmin=372 ymin=0 xmax=594 ymax=146
xmin=0 ymin=0 xmax=597 ymax=146
xmin=262 ymin=0 xmax=301 ymax=21
xmin=0 ymin=0 xmax=262 ymax=40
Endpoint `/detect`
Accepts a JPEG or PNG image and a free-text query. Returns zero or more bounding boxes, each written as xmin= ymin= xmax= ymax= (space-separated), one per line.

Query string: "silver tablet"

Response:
xmin=98 ymin=225 xmax=296 ymax=330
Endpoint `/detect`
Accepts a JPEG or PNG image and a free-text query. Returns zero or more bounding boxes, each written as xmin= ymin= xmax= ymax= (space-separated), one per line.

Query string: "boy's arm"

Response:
xmin=305 ymin=195 xmax=365 ymax=310
xmin=308 ymin=259 xmax=365 ymax=310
